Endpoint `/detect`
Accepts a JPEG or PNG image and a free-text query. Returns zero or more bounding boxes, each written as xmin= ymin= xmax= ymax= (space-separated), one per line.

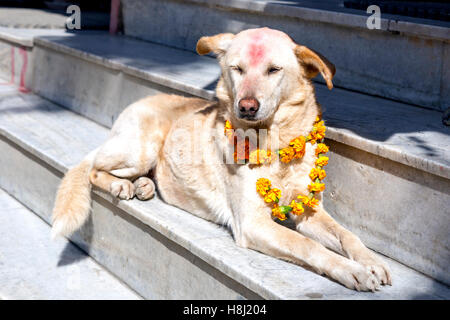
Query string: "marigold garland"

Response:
xmin=249 ymin=149 xmax=272 ymax=165
xmin=226 ymin=116 xmax=329 ymax=221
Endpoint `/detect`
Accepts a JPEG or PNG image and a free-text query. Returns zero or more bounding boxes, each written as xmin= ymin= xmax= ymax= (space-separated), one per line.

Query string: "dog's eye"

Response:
xmin=231 ymin=66 xmax=243 ymax=74
xmin=268 ymin=67 xmax=281 ymax=75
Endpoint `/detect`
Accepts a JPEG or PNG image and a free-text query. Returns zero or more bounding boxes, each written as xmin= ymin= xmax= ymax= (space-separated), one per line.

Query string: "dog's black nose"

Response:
xmin=238 ymin=98 xmax=260 ymax=118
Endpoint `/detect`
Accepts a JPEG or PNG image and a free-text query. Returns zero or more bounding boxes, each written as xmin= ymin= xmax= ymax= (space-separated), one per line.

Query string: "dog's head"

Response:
xmin=197 ymin=28 xmax=335 ymax=124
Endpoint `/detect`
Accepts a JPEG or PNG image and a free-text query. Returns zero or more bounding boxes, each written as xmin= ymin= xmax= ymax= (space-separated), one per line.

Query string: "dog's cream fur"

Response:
xmin=52 ymin=28 xmax=391 ymax=291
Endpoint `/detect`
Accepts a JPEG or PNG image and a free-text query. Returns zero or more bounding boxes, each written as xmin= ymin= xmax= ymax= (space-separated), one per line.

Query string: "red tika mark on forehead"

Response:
xmin=248 ymin=42 xmax=266 ymax=66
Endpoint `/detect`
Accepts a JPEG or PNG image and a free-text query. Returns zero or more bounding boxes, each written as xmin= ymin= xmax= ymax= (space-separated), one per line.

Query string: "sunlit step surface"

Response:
xmin=0 ymin=188 xmax=140 ymax=300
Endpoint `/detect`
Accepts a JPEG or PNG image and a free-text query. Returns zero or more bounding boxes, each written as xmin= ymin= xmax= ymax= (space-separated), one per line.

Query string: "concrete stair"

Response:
xmin=0 ymin=84 xmax=449 ymax=299
xmin=29 ymin=30 xmax=450 ymax=285
xmin=0 ymin=188 xmax=140 ymax=300
xmin=0 ymin=23 xmax=449 ymax=298
xmin=120 ymin=0 xmax=450 ymax=111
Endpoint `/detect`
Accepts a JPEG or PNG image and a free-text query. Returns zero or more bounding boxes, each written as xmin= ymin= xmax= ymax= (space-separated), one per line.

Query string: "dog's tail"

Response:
xmin=51 ymin=149 xmax=97 ymax=239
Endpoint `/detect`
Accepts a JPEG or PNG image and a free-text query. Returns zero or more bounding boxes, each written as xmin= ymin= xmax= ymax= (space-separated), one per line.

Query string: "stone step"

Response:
xmin=0 ymin=188 xmax=140 ymax=300
xmin=0 ymin=7 xmax=110 ymax=30
xmin=0 ymin=85 xmax=449 ymax=299
xmin=120 ymin=0 xmax=450 ymax=111
xmin=0 ymin=27 xmax=67 ymax=92
xmin=1 ymin=28 xmax=449 ymax=284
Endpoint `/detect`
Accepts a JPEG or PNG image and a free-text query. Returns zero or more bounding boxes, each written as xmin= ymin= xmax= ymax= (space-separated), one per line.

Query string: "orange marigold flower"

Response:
xmin=290 ymin=200 xmax=305 ymax=216
xmin=297 ymin=195 xmax=319 ymax=208
xmin=308 ymin=182 xmax=325 ymax=193
xmin=309 ymin=168 xmax=319 ymax=180
xmin=289 ymin=136 xmax=306 ymax=159
xmin=315 ymin=156 xmax=329 ymax=167
xmin=318 ymin=169 xmax=326 ymax=180
xmin=311 ymin=120 xmax=326 ymax=141
xmin=306 ymin=197 xmax=319 ymax=208
xmin=307 ymin=133 xmax=317 ymax=145
xmin=279 ymin=147 xmax=295 ymax=163
xmin=315 ymin=130 xmax=326 ymax=141
xmin=272 ymin=204 xmax=287 ymax=221
xmin=315 ymin=143 xmax=329 ymax=156
xmin=249 ymin=149 xmax=272 ymax=165
xmin=309 ymin=168 xmax=327 ymax=181
xmin=264 ymin=188 xmax=281 ymax=203
xmin=256 ymin=178 xmax=271 ymax=196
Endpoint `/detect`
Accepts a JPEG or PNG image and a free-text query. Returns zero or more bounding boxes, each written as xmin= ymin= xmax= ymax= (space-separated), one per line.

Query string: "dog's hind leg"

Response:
xmin=133 ymin=176 xmax=156 ymax=200
xmin=88 ymin=94 xmax=207 ymax=201
xmin=89 ymin=169 xmax=135 ymax=200
xmin=89 ymin=111 xmax=163 ymax=201
xmin=90 ymin=169 xmax=155 ymax=201
xmin=89 ymin=129 xmax=160 ymax=201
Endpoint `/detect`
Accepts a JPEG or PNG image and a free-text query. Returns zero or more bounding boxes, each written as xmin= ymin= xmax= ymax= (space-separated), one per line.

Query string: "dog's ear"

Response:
xmin=196 ymin=33 xmax=235 ymax=56
xmin=294 ymin=45 xmax=336 ymax=90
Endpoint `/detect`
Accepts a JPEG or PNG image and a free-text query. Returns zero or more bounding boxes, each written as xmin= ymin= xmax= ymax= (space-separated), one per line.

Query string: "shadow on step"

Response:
xmin=57 ymin=214 xmax=93 ymax=267
xmin=410 ymin=271 xmax=450 ymax=300
xmin=0 ymin=91 xmax=68 ymax=115
xmin=57 ymin=242 xmax=89 ymax=267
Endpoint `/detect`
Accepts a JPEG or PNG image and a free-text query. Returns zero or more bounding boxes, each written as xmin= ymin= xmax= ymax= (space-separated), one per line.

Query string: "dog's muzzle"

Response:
xmin=238 ymin=97 xmax=260 ymax=119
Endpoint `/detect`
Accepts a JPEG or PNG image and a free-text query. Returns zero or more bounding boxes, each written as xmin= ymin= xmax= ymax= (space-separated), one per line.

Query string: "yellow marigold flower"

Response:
xmin=297 ymin=195 xmax=309 ymax=204
xmin=315 ymin=143 xmax=329 ymax=156
xmin=308 ymin=182 xmax=325 ymax=193
xmin=224 ymin=120 xmax=233 ymax=134
xmin=224 ymin=120 xmax=234 ymax=142
xmin=309 ymin=168 xmax=319 ymax=180
xmin=318 ymin=169 xmax=326 ymax=180
xmin=264 ymin=188 xmax=281 ymax=203
xmin=315 ymin=156 xmax=329 ymax=167
xmin=290 ymin=200 xmax=305 ymax=216
xmin=249 ymin=149 xmax=272 ymax=165
xmin=312 ymin=120 xmax=326 ymax=141
xmin=272 ymin=204 xmax=287 ymax=221
xmin=314 ymin=120 xmax=324 ymax=127
xmin=309 ymin=131 xmax=322 ymax=143
xmin=256 ymin=178 xmax=271 ymax=196
xmin=309 ymin=168 xmax=327 ymax=181
xmin=315 ymin=128 xmax=326 ymax=141
xmin=279 ymin=147 xmax=295 ymax=163
xmin=314 ymin=120 xmax=325 ymax=130
xmin=289 ymin=136 xmax=306 ymax=159
xmin=307 ymin=133 xmax=317 ymax=145
xmin=297 ymin=195 xmax=319 ymax=208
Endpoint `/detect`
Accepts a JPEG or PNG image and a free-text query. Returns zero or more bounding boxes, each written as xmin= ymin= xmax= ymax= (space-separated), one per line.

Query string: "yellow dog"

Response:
xmin=52 ymin=28 xmax=391 ymax=291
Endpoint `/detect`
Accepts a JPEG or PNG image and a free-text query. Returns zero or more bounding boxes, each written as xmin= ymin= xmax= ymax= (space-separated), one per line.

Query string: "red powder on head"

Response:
xmin=248 ymin=42 xmax=266 ymax=66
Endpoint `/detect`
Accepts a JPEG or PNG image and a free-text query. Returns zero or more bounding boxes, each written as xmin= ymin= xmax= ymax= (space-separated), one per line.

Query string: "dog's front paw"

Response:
xmin=330 ymin=259 xmax=380 ymax=292
xmin=357 ymin=254 xmax=392 ymax=286
xmin=110 ymin=180 xmax=135 ymax=200
xmin=134 ymin=177 xmax=155 ymax=200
